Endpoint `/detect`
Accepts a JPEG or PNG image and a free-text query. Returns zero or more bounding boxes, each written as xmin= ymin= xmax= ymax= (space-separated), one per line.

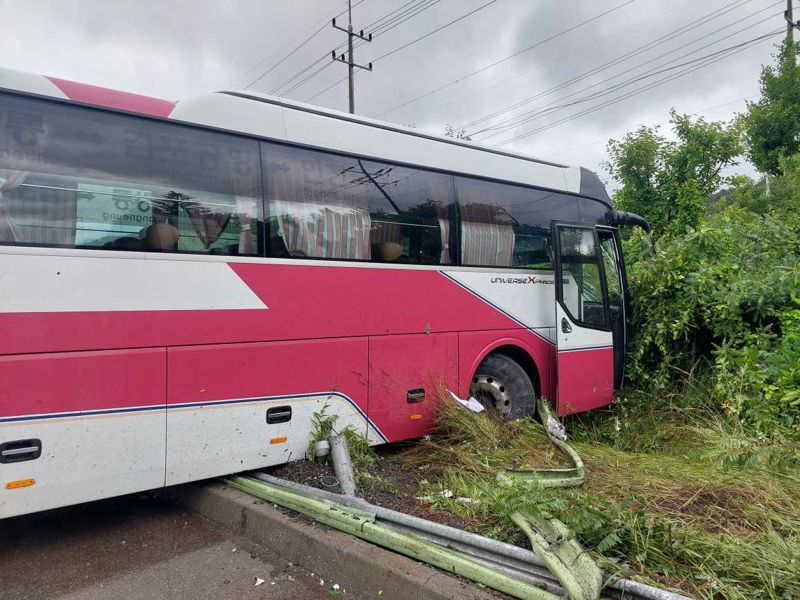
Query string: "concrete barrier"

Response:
xmin=169 ymin=481 xmax=499 ymax=600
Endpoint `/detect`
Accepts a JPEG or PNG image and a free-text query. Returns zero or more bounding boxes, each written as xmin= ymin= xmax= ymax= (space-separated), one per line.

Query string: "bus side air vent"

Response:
xmin=266 ymin=406 xmax=292 ymax=424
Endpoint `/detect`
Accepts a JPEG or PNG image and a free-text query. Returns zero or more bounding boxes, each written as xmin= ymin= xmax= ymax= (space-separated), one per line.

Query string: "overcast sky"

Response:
xmin=0 ymin=0 xmax=791 ymax=185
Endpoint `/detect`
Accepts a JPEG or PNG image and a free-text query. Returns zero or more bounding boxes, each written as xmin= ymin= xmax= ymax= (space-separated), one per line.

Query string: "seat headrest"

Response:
xmin=145 ymin=223 xmax=180 ymax=250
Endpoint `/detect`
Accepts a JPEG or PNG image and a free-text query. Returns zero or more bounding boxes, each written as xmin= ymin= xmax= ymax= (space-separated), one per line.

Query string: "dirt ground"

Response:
xmin=268 ymin=444 xmax=475 ymax=530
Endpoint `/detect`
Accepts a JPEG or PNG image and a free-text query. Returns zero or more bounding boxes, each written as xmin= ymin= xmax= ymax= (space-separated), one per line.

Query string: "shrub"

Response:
xmin=623 ymin=197 xmax=800 ymax=436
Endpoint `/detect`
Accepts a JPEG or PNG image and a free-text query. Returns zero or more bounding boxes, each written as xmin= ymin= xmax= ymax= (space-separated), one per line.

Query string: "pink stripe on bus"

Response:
xmin=46 ymin=77 xmax=176 ymax=117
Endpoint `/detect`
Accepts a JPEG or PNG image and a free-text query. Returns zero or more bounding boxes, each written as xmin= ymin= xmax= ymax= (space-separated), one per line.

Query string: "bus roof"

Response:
xmin=0 ymin=67 xmax=610 ymax=204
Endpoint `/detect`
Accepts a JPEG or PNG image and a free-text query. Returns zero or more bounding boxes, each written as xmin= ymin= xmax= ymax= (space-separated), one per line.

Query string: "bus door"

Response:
xmin=597 ymin=227 xmax=627 ymax=389
xmin=552 ymin=223 xmax=614 ymax=414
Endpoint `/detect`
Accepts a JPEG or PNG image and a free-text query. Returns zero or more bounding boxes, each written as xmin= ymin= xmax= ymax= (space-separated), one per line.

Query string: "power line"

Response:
xmin=415 ymin=0 xmax=694 ymax=125
xmin=374 ymin=0 xmax=637 ymax=118
xmin=276 ymin=0 xmax=443 ymax=99
xmin=226 ymin=0 xmax=366 ymax=91
xmin=241 ymin=21 xmax=330 ymax=90
xmin=494 ymin=29 xmax=781 ymax=146
xmin=461 ymin=0 xmax=762 ymax=133
xmin=270 ymin=55 xmax=331 ymax=95
xmin=502 ymin=37 xmax=777 ymax=146
xmin=305 ymin=0 xmax=502 ymax=104
xmin=476 ymin=7 xmax=774 ymax=140
xmin=370 ymin=0 xmax=500 ymax=63
xmin=546 ymin=95 xmax=756 ymax=159
xmin=281 ymin=59 xmax=337 ymax=97
xmin=495 ymin=33 xmax=772 ymax=141
xmin=305 ymin=74 xmax=349 ymax=103
xmin=494 ymin=28 xmax=783 ymax=147
xmin=224 ymin=16 xmax=333 ymax=90
xmin=470 ymin=0 xmax=780 ymax=139
xmin=367 ymin=0 xmax=441 ymax=37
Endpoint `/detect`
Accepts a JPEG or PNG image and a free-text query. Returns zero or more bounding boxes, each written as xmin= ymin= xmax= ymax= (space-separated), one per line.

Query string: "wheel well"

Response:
xmin=486 ymin=345 xmax=541 ymax=397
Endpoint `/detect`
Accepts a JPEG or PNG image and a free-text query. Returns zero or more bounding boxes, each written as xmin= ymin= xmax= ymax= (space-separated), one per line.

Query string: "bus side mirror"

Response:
xmin=604 ymin=210 xmax=650 ymax=233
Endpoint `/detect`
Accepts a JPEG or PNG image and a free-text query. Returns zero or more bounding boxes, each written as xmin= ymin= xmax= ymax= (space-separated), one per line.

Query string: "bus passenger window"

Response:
xmin=0 ymin=94 xmax=261 ymax=255
xmin=262 ymin=143 xmax=456 ymax=265
xmin=360 ymin=161 xmax=456 ymax=265
xmin=454 ymin=176 xmax=580 ymax=269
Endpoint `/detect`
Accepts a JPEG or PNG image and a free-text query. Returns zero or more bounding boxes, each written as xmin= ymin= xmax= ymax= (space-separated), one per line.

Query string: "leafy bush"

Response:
xmin=622 ymin=168 xmax=800 ymax=436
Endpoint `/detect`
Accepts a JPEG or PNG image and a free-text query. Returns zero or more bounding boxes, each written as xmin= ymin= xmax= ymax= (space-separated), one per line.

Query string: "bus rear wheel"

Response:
xmin=470 ymin=354 xmax=536 ymax=419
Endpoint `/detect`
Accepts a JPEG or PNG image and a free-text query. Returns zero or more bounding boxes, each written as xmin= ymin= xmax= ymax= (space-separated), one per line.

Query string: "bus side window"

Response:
xmin=262 ymin=142 xmax=456 ymax=265
xmin=360 ymin=160 xmax=456 ymax=266
xmin=0 ymin=93 xmax=262 ymax=256
xmin=454 ymin=176 xmax=580 ymax=269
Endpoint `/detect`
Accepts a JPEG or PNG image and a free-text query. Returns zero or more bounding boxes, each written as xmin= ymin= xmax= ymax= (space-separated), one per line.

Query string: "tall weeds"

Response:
xmin=405 ymin=391 xmax=800 ymax=599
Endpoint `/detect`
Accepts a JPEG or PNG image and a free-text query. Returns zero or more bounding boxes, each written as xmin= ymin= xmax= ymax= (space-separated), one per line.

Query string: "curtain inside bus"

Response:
xmin=0 ymin=170 xmax=27 ymax=242
xmin=262 ymin=142 xmax=456 ymax=265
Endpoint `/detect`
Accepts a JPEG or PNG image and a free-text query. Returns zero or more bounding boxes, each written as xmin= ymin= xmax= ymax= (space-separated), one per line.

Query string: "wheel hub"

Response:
xmin=471 ymin=374 xmax=512 ymax=417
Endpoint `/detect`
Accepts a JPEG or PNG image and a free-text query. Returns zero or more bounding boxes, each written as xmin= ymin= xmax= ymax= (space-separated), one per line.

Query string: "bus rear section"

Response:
xmin=0 ymin=78 xmax=628 ymax=518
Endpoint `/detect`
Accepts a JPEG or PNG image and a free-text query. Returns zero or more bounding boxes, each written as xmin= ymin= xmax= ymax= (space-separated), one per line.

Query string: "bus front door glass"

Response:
xmin=598 ymin=229 xmax=626 ymax=389
xmin=552 ymin=223 xmax=614 ymax=414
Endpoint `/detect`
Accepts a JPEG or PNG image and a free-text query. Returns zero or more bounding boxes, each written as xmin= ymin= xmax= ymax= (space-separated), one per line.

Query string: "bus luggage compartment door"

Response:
xmin=368 ymin=333 xmax=458 ymax=442
xmin=0 ymin=349 xmax=167 ymax=518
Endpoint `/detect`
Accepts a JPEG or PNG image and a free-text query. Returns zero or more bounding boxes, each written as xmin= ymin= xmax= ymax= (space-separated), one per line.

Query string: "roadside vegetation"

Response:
xmin=277 ymin=39 xmax=800 ymax=600
xmin=405 ymin=39 xmax=800 ymax=599
xmin=405 ymin=396 xmax=798 ymax=599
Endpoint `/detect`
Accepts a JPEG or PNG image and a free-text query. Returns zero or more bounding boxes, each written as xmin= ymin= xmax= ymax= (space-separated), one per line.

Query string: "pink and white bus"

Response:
xmin=0 ymin=69 xmax=647 ymax=518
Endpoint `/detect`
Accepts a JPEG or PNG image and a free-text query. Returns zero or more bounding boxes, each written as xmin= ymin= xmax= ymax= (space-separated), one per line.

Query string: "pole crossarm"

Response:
xmin=786 ymin=11 xmax=800 ymax=31
xmin=331 ymin=51 xmax=373 ymax=71
xmin=332 ymin=18 xmax=372 ymax=41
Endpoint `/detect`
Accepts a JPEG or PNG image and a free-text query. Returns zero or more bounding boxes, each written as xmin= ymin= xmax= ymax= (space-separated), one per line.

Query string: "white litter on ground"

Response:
xmin=546 ymin=415 xmax=567 ymax=441
xmin=448 ymin=390 xmax=485 ymax=413
xmin=416 ymin=488 xmax=479 ymax=506
xmin=254 ymin=577 xmax=265 ymax=587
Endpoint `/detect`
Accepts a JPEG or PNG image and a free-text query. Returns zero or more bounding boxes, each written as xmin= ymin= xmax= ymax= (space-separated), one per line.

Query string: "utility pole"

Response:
xmin=787 ymin=0 xmax=799 ymax=42
xmin=331 ymin=0 xmax=372 ymax=114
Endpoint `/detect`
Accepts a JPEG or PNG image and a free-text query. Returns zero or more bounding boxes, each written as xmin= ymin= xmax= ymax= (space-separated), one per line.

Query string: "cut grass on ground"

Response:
xmin=401 ymin=397 xmax=800 ymax=600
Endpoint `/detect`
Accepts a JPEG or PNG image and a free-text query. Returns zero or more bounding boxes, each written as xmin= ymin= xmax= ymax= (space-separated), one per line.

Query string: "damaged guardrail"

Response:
xmin=231 ymin=472 xmax=693 ymax=600
xmin=226 ymin=397 xmax=692 ymax=600
xmin=226 ymin=474 xmax=557 ymax=600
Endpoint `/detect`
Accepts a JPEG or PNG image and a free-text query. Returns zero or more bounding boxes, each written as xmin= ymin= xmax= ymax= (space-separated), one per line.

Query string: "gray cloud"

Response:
xmin=0 ymin=0 xmax=785 ymax=182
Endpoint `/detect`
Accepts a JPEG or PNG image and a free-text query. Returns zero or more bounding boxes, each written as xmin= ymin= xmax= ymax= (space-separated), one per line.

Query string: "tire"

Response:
xmin=470 ymin=353 xmax=537 ymax=419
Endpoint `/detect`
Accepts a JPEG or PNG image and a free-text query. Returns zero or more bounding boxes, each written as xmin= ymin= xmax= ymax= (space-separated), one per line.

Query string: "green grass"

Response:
xmin=402 ymin=392 xmax=800 ymax=599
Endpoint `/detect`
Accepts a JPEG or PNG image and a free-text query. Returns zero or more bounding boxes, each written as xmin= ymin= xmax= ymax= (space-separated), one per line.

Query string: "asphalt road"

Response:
xmin=0 ymin=492 xmax=359 ymax=600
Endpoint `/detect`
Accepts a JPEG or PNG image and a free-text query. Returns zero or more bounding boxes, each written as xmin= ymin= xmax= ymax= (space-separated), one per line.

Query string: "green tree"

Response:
xmin=743 ymin=39 xmax=800 ymax=175
xmin=605 ymin=112 xmax=742 ymax=234
xmin=712 ymin=152 xmax=800 ymax=214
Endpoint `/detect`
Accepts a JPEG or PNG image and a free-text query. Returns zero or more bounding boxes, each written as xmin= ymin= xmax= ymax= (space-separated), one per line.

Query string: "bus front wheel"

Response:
xmin=470 ymin=354 xmax=536 ymax=419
